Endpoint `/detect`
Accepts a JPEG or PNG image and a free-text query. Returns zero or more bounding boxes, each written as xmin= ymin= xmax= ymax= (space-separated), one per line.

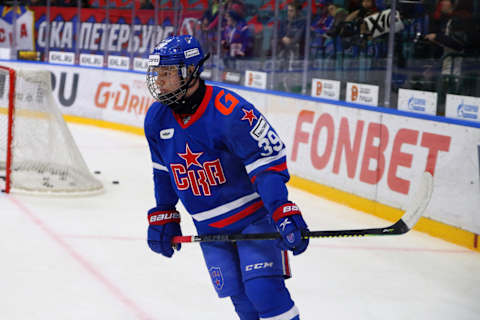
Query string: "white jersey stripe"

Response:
xmin=260 ymin=305 xmax=299 ymax=320
xmin=245 ymin=149 xmax=287 ymax=174
xmin=152 ymin=162 xmax=168 ymax=172
xmin=283 ymin=250 xmax=291 ymax=278
xmin=192 ymin=192 xmax=261 ymax=222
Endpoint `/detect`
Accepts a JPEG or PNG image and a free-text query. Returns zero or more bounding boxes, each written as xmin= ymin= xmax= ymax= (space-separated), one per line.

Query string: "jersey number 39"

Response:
xmin=259 ymin=130 xmax=283 ymax=156
xmin=250 ymin=115 xmax=283 ymax=156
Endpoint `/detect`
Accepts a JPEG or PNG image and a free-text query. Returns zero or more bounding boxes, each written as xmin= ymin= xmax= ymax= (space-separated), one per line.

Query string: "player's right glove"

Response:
xmin=272 ymin=202 xmax=309 ymax=256
xmin=147 ymin=207 xmax=182 ymax=258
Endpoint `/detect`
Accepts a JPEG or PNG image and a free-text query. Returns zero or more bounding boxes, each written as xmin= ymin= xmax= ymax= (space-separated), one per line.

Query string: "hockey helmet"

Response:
xmin=146 ymin=35 xmax=207 ymax=108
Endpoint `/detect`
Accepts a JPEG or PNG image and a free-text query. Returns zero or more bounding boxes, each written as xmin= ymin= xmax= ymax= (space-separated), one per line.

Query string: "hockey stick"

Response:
xmin=172 ymin=171 xmax=433 ymax=244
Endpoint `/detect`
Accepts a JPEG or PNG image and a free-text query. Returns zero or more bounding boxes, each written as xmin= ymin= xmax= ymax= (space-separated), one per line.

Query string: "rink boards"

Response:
xmin=1 ymin=60 xmax=478 ymax=251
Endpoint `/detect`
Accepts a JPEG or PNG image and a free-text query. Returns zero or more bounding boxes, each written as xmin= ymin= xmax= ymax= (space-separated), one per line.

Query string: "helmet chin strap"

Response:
xmin=170 ymin=52 xmax=211 ymax=114
xmin=179 ymin=52 xmax=211 ymax=100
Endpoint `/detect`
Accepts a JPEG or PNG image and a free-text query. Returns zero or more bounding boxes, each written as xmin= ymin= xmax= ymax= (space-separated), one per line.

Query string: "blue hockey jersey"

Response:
xmin=144 ymin=85 xmax=290 ymax=235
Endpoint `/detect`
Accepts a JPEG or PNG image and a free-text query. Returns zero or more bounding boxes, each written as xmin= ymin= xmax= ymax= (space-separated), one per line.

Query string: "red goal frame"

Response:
xmin=0 ymin=65 xmax=16 ymax=194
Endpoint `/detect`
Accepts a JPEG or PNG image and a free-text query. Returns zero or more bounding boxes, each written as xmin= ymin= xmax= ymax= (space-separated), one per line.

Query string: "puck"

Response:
xmin=94 ymin=170 xmax=101 ymax=175
xmin=112 ymin=180 xmax=119 ymax=184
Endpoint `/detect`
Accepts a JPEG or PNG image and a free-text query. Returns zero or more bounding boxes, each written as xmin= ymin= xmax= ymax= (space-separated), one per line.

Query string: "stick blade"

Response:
xmin=401 ymin=171 xmax=434 ymax=230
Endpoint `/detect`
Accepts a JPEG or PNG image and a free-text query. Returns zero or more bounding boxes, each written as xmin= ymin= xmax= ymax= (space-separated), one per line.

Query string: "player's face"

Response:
xmin=152 ymin=65 xmax=182 ymax=94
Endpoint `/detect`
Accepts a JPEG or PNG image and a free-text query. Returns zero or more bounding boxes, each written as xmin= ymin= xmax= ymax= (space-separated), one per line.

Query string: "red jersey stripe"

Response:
xmin=250 ymin=161 xmax=288 ymax=184
xmin=283 ymin=250 xmax=291 ymax=278
xmin=208 ymin=200 xmax=264 ymax=228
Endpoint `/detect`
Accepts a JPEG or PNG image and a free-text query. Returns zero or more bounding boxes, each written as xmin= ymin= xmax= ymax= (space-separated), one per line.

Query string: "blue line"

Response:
xmin=3 ymin=59 xmax=480 ymax=129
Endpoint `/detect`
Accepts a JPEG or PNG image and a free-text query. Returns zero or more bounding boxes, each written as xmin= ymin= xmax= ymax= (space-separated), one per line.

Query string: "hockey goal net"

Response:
xmin=0 ymin=65 xmax=103 ymax=194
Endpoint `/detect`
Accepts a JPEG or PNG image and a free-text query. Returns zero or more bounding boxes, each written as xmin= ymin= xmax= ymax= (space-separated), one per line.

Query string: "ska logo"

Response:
xmin=170 ymin=143 xmax=226 ymax=196
xmin=209 ymin=267 xmax=224 ymax=290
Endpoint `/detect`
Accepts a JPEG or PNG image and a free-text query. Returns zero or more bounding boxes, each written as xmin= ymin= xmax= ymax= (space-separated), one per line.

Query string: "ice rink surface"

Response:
xmin=1 ymin=123 xmax=479 ymax=320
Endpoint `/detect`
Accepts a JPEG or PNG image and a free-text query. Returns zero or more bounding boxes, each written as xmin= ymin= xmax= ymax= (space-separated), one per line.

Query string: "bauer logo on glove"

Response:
xmin=149 ymin=211 xmax=181 ymax=224
xmin=147 ymin=208 xmax=182 ymax=258
xmin=272 ymin=202 xmax=309 ymax=256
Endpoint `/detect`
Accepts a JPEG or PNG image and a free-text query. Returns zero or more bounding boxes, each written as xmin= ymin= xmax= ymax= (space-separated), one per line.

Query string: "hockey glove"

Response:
xmin=147 ymin=207 xmax=182 ymax=258
xmin=272 ymin=202 xmax=309 ymax=256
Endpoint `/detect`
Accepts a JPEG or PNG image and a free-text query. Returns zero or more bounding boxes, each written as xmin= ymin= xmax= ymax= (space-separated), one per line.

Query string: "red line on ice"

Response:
xmin=9 ymin=197 xmax=153 ymax=320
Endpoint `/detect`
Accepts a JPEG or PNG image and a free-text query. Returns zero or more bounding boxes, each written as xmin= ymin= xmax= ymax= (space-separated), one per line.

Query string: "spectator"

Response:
xmin=202 ymin=0 xmax=244 ymax=36
xmin=348 ymin=0 xmax=363 ymax=12
xmin=221 ymin=10 xmax=253 ymax=69
xmin=425 ymin=0 xmax=474 ymax=54
xmin=345 ymin=0 xmax=378 ymax=22
xmin=343 ymin=0 xmax=378 ymax=37
xmin=199 ymin=15 xmax=216 ymax=55
xmin=325 ymin=3 xmax=348 ymax=38
xmin=202 ymin=0 xmax=220 ymax=24
xmin=199 ymin=0 xmax=221 ymax=54
xmin=139 ymin=0 xmax=154 ymax=10
xmin=52 ymin=0 xmax=76 ymax=6
xmin=311 ymin=0 xmax=334 ymax=38
xmin=224 ymin=0 xmax=246 ymax=17
xmin=52 ymin=0 xmax=91 ymax=7
xmin=310 ymin=0 xmax=334 ymax=58
xmin=424 ymin=0 xmax=477 ymax=114
xmin=25 ymin=0 xmax=46 ymax=6
xmin=277 ymin=1 xmax=306 ymax=60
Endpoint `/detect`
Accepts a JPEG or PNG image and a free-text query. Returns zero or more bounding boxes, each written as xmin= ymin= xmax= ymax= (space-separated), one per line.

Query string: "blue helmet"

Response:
xmin=149 ymin=35 xmax=205 ymax=71
xmin=146 ymin=35 xmax=208 ymax=108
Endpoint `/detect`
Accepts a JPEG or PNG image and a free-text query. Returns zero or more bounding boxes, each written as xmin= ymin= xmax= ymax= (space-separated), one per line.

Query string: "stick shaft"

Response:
xmin=172 ymin=220 xmax=409 ymax=243
xmin=172 ymin=172 xmax=432 ymax=244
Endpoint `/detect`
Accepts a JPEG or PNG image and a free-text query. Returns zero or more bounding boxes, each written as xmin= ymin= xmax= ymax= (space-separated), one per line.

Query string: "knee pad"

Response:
xmin=244 ymin=277 xmax=299 ymax=319
xmin=230 ymin=292 xmax=259 ymax=320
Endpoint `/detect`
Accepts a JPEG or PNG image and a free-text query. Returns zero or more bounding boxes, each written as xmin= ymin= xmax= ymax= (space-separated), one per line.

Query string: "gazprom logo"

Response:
xmin=457 ymin=100 xmax=478 ymax=120
xmin=407 ymin=97 xmax=426 ymax=112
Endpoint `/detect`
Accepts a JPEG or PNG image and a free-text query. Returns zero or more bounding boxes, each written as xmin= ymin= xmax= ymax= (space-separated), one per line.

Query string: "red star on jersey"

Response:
xmin=241 ymin=108 xmax=257 ymax=126
xmin=178 ymin=143 xmax=203 ymax=169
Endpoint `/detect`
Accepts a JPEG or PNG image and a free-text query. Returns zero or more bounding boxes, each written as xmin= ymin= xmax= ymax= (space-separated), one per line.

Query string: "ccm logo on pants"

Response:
xmin=245 ymin=262 xmax=274 ymax=271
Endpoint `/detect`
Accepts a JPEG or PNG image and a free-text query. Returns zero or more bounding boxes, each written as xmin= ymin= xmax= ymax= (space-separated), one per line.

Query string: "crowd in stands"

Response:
xmin=195 ymin=0 xmax=480 ymax=102
xmin=197 ymin=1 xmax=478 ymax=62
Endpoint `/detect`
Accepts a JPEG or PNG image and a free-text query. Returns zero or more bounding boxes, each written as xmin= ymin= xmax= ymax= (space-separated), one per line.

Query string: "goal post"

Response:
xmin=0 ymin=65 xmax=103 ymax=195
xmin=0 ymin=66 xmax=15 ymax=193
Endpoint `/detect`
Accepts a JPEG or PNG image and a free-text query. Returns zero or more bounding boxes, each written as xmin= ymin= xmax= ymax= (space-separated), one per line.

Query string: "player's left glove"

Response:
xmin=272 ymin=202 xmax=309 ymax=255
xmin=147 ymin=207 xmax=182 ymax=258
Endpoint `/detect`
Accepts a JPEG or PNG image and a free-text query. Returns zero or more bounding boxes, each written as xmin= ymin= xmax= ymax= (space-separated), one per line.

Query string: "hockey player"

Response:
xmin=144 ymin=35 xmax=309 ymax=320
